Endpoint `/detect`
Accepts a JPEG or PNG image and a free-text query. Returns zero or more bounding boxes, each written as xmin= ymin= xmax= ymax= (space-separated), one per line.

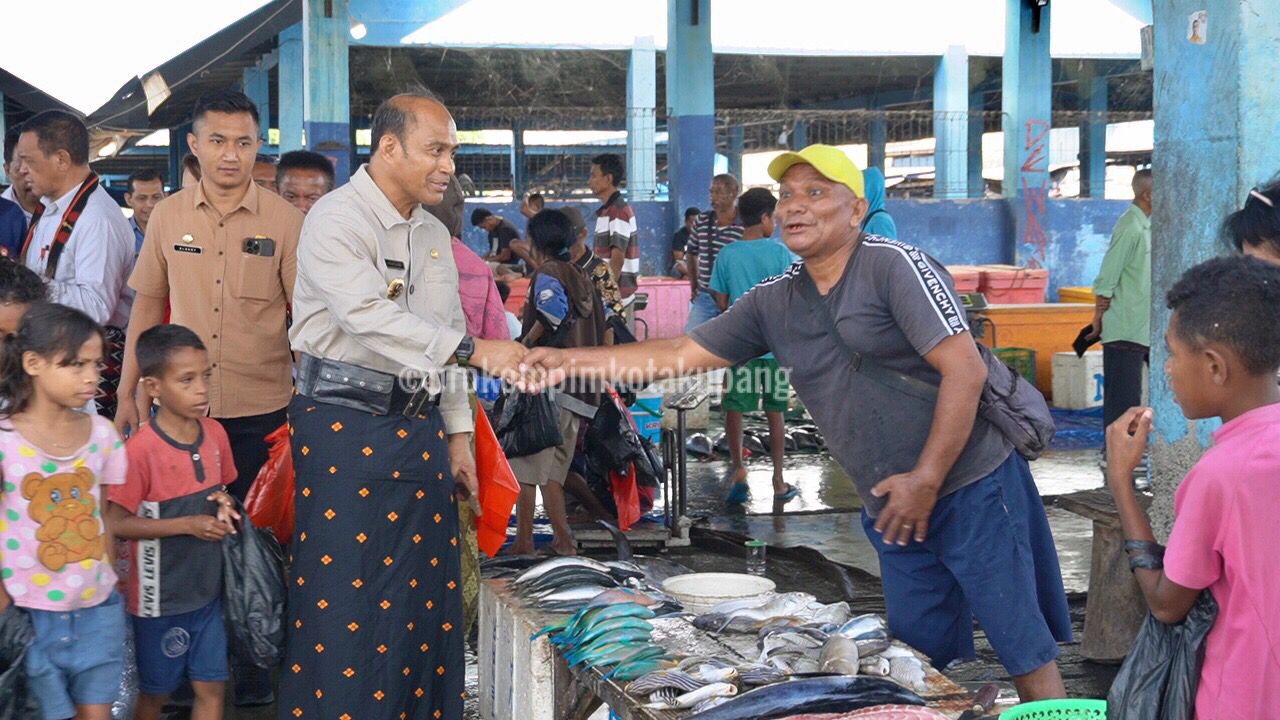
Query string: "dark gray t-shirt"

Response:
xmin=690 ymin=235 xmax=1012 ymax=516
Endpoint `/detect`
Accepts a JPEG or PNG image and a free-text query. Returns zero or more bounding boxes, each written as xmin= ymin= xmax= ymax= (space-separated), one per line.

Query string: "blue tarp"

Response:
xmin=1050 ymin=406 xmax=1105 ymax=450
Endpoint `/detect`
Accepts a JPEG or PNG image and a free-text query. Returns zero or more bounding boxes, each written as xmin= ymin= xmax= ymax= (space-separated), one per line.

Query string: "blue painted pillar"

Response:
xmin=627 ymin=36 xmax=657 ymax=201
xmin=1148 ymin=0 xmax=1280 ymax=536
xmin=790 ymin=120 xmax=808 ymax=150
xmin=510 ymin=121 xmax=526 ymax=198
xmin=1002 ymin=0 xmax=1052 ymax=268
xmin=303 ymin=0 xmax=351 ymax=183
xmin=665 ymin=0 xmax=714 ymax=228
xmin=726 ymin=126 xmax=744 ymax=182
xmin=1077 ymin=66 xmax=1108 ymax=198
xmin=868 ymin=114 xmax=887 ymax=172
xmin=933 ymin=45 xmax=969 ymax=199
xmin=277 ymin=24 xmax=304 ymax=153
xmin=967 ymin=90 xmax=986 ymax=198
xmin=242 ymin=62 xmax=271 ymax=142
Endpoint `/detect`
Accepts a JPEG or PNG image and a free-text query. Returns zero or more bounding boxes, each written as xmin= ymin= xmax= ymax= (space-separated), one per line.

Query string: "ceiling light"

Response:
xmin=350 ymin=21 xmax=367 ymax=40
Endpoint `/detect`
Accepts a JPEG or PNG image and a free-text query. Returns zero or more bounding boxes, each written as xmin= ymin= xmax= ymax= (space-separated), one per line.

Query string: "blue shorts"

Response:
xmin=861 ymin=452 xmax=1073 ymax=677
xmin=132 ymin=597 xmax=229 ymax=695
xmin=685 ymin=292 xmax=721 ymax=332
xmin=25 ymin=591 xmax=127 ymax=720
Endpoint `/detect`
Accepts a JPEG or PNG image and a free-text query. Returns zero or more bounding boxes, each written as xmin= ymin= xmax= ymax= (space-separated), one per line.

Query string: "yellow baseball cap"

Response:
xmin=767 ymin=144 xmax=865 ymax=198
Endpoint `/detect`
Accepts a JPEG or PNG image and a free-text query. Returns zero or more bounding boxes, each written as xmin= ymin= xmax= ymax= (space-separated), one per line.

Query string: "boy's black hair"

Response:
xmin=3 ymin=126 xmax=21 ymax=166
xmin=276 ymin=150 xmax=336 ymax=189
xmin=527 ymin=209 xmax=574 ymax=260
xmin=738 ymin=188 xmax=778 ymax=228
xmin=683 ymin=206 xmax=701 ymax=220
xmin=526 ymin=192 xmax=545 ymax=208
xmin=191 ymin=89 xmax=260 ymax=130
xmin=0 ymin=259 xmax=47 ymax=305
xmin=1166 ymin=255 xmax=1280 ymax=375
xmin=470 ymin=208 xmax=493 ymax=227
xmin=495 ymin=281 xmax=511 ymax=303
xmin=1222 ymin=180 xmax=1280 ymax=258
xmin=0 ymin=303 xmax=104 ymax=417
xmin=126 ymin=168 xmax=165 ymax=195
xmin=591 ymin=153 xmax=625 ymax=187
xmin=136 ymin=324 xmax=207 ymax=379
xmin=18 ymin=110 xmax=90 ymax=166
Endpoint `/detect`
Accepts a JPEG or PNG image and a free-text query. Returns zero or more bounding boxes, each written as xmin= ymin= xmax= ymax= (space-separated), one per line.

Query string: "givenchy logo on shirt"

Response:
xmin=174 ymin=244 xmax=203 ymax=255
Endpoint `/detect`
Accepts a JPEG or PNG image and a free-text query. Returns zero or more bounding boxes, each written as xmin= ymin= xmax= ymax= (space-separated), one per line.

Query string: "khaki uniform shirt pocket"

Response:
xmin=235 ymin=254 xmax=276 ymax=301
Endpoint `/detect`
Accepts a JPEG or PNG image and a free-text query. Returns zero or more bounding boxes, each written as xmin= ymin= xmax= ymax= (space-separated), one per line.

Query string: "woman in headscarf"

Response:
xmin=860 ymin=167 xmax=898 ymax=239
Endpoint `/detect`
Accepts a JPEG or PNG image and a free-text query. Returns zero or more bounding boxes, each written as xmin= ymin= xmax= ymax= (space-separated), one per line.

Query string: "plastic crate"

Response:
xmin=1057 ymin=286 xmax=1095 ymax=304
xmin=979 ymin=264 xmax=1050 ymax=304
xmin=947 ymin=265 xmax=982 ymax=294
xmin=993 ymin=347 xmax=1037 ymax=386
xmin=999 ymin=699 xmax=1107 ymax=719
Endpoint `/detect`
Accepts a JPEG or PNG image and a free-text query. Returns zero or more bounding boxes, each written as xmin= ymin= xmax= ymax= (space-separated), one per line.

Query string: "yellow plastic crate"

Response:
xmin=1058 ymin=286 xmax=1095 ymax=304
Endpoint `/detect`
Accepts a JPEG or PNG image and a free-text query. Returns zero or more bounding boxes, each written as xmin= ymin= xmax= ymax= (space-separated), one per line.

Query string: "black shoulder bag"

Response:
xmin=794 ymin=265 xmax=1055 ymax=460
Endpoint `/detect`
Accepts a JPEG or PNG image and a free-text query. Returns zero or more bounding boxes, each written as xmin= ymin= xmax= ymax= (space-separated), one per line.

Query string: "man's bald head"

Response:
xmin=370 ymin=92 xmax=451 ymax=156
xmin=1132 ymin=168 xmax=1153 ymax=195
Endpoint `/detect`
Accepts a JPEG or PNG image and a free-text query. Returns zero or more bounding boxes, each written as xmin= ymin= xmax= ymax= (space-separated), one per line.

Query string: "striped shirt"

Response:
xmin=688 ymin=211 xmax=743 ymax=292
xmin=593 ymin=191 xmax=640 ymax=296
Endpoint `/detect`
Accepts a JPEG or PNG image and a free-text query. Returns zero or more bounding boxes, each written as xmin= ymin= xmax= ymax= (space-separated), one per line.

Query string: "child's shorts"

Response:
xmin=24 ymin=591 xmax=127 ymax=720
xmin=132 ymin=597 xmax=229 ymax=695
xmin=722 ymin=358 xmax=791 ymax=413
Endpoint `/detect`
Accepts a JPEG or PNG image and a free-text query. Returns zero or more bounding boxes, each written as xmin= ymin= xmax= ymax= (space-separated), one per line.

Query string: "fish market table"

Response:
xmin=478 ymin=578 xmax=978 ymax=719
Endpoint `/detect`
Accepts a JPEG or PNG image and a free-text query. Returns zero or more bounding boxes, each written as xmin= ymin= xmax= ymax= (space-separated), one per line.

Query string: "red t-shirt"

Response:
xmin=108 ymin=418 xmax=236 ymax=617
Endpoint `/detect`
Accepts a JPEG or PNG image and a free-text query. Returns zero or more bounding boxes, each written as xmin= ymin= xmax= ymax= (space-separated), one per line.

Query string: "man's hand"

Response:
xmin=208 ymin=491 xmax=241 ymax=529
xmin=448 ymin=433 xmax=482 ymax=517
xmin=115 ymin=387 xmax=151 ymax=437
xmin=516 ymin=348 xmax=568 ymax=392
xmin=471 ymin=339 xmax=528 ymax=382
xmin=187 ymin=515 xmax=234 ymax=543
xmin=1106 ymin=406 xmax=1152 ymax=493
xmin=871 ymin=471 xmax=943 ymax=545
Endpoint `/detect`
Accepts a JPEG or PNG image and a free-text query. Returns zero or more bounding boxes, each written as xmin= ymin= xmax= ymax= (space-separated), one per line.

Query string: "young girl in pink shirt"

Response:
xmin=1107 ymin=256 xmax=1280 ymax=719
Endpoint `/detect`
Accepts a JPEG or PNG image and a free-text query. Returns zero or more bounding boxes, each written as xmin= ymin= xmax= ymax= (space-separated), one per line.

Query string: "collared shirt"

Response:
xmin=129 ymin=217 xmax=146 ymax=255
xmin=1092 ymin=204 xmax=1151 ymax=346
xmin=130 ymin=181 xmax=302 ymax=418
xmin=290 ymin=166 xmax=472 ymax=434
xmin=24 ymin=180 xmax=134 ymax=327
xmin=0 ymin=185 xmax=32 ymax=225
xmin=688 ymin=211 xmax=744 ymax=293
xmin=593 ymin=191 xmax=640 ymax=296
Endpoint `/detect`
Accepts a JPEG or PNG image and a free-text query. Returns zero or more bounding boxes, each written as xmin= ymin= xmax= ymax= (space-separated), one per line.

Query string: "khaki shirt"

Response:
xmin=289 ymin=165 xmax=472 ymax=434
xmin=130 ymin=181 xmax=302 ymax=418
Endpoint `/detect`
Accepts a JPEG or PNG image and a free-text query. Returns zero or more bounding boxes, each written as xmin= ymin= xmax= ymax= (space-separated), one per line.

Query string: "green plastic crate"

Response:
xmin=992 ymin=346 xmax=1037 ymax=386
xmin=999 ymin=699 xmax=1107 ymax=720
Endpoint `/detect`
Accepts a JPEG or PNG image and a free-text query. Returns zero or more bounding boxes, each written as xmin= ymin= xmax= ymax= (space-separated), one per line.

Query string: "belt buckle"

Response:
xmin=403 ymin=388 xmax=428 ymax=418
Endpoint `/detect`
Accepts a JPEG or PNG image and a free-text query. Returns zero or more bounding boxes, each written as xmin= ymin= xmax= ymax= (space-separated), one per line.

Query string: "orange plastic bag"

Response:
xmin=244 ymin=423 xmax=295 ymax=544
xmin=474 ymin=404 xmax=520 ymax=557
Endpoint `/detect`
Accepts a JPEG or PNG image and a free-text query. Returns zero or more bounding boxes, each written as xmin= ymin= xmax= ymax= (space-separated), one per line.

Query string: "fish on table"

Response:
xmin=683 ymin=676 xmax=927 ymax=720
xmin=643 ymin=681 xmax=739 ymax=710
xmin=777 ymin=705 xmax=951 ymax=719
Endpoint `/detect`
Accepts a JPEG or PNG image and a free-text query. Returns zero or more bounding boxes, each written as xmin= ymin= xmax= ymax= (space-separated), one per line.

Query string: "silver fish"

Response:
xmin=889 ymin=656 xmax=928 ymax=692
xmin=512 ymin=556 xmax=611 ymax=585
xmin=692 ymin=696 xmax=733 ymax=713
xmin=758 ymin=624 xmax=829 ymax=649
xmin=643 ymin=682 xmax=738 ymax=709
xmin=692 ymin=665 xmax=739 ymax=683
xmin=818 ymin=635 xmax=860 ymax=675
xmin=626 ymin=670 xmax=708 ymax=695
xmin=859 ymin=655 xmax=891 ymax=676
xmin=836 ymin=614 xmax=890 ymax=642
xmin=737 ymin=664 xmax=787 ymax=686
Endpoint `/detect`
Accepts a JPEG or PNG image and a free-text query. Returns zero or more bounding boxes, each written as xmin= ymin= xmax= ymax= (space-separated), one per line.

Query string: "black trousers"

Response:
xmin=217 ymin=407 xmax=289 ymax=501
xmin=1102 ymin=342 xmax=1149 ymax=430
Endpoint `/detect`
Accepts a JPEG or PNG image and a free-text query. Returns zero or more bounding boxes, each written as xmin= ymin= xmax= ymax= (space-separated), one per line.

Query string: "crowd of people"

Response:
xmin=0 ymin=80 xmax=1276 ymax=720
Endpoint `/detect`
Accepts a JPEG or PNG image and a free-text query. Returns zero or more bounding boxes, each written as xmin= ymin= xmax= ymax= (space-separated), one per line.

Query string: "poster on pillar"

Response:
xmin=1188 ymin=11 xmax=1207 ymax=45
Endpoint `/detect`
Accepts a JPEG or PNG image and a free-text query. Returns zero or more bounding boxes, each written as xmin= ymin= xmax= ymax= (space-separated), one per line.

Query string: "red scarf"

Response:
xmin=20 ymin=173 xmax=99 ymax=279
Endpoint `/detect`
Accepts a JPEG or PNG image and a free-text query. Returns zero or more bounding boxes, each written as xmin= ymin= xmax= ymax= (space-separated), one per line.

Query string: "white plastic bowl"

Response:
xmin=661 ymin=573 xmax=776 ymax=616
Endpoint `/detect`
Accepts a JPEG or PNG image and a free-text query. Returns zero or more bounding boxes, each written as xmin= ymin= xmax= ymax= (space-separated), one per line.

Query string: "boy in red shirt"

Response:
xmin=106 ymin=324 xmax=238 ymax=720
xmin=1107 ymin=256 xmax=1280 ymax=719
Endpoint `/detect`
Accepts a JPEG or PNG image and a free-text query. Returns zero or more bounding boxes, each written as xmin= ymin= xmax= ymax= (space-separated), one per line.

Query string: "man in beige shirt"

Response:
xmin=282 ymin=93 xmax=525 ymax=720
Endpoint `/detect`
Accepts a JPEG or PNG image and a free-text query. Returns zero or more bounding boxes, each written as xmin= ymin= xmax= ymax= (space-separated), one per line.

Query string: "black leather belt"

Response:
xmin=297 ymin=354 xmax=439 ymax=417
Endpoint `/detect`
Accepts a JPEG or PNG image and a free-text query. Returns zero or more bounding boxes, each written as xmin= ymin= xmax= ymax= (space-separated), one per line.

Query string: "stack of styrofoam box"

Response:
xmin=478 ymin=581 xmax=558 ymax=720
xmin=1051 ymin=351 xmax=1105 ymax=409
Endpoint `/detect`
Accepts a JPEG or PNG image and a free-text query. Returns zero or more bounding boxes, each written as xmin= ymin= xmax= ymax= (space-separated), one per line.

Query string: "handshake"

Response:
xmin=469 ymin=339 xmax=569 ymax=392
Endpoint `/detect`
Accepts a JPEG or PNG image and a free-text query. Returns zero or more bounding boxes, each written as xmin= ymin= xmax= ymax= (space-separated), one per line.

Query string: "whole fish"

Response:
xmin=512 ymin=556 xmax=611 ymax=585
xmin=759 ymin=630 xmax=826 ymax=664
xmin=676 ymin=656 xmax=736 ymax=672
xmin=557 ymin=603 xmax=655 ymax=641
xmin=686 ymin=433 xmax=714 ymax=458
xmin=887 ymin=657 xmax=927 ymax=693
xmin=531 ymin=586 xmax=610 ymax=610
xmin=606 ymin=655 xmax=676 ymax=682
xmin=691 ymin=665 xmax=739 ymax=683
xmin=643 ymin=682 xmax=738 ymax=710
xmin=854 ymin=638 xmax=891 ymax=657
xmin=480 ymin=554 xmax=543 ymax=577
xmin=586 ymin=587 xmax=666 ymax=609
xmin=783 ymin=705 xmax=950 ymax=719
xmin=695 ymin=593 xmax=823 ymax=633
xmin=683 ymin=676 xmax=926 ymax=720
xmin=565 ymin=629 xmax=655 ymax=664
xmin=758 ymin=624 xmax=830 ymax=649
xmin=737 ymin=664 xmax=787 ymax=686
xmin=518 ymin=568 xmax=619 ymax=594
xmin=819 ymin=635 xmax=860 ymax=675
xmin=858 ymin=656 xmax=890 ymax=677
xmin=626 ymin=670 xmax=709 ymax=695
xmin=836 ymin=615 xmax=890 ymax=643
xmin=573 ymin=642 xmax=665 ymax=670
xmin=564 ymin=617 xmax=654 ymax=649
xmin=692 ymin=696 xmax=734 ymax=714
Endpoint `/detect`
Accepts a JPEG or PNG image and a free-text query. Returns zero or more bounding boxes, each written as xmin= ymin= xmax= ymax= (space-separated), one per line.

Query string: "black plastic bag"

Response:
xmin=222 ymin=509 xmax=287 ymax=669
xmin=492 ymin=390 xmax=561 ymax=458
xmin=0 ymin=605 xmax=40 ymax=718
xmin=584 ymin=391 xmax=644 ymax=472
xmin=1107 ymin=590 xmax=1218 ymax=720
xmin=632 ymin=438 xmax=664 ymax=488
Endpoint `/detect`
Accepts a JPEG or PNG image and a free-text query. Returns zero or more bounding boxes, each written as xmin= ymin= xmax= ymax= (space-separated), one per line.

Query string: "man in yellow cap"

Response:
xmin=520 ymin=144 xmax=1071 ymax=702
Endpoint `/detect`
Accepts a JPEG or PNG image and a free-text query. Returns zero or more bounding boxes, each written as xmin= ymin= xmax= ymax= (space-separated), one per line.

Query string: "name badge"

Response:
xmin=385 ymin=259 xmax=406 ymax=270
xmin=174 ymin=244 xmax=203 ymax=255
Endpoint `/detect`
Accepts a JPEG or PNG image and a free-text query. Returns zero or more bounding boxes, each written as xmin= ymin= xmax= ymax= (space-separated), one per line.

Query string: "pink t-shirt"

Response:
xmin=451 ymin=238 xmax=511 ymax=341
xmin=1164 ymin=401 xmax=1280 ymax=720
xmin=0 ymin=414 xmax=126 ymax=611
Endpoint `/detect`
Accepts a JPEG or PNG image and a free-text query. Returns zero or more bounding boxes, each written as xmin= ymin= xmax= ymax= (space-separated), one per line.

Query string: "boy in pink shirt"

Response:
xmin=1107 ymin=256 xmax=1280 ymax=719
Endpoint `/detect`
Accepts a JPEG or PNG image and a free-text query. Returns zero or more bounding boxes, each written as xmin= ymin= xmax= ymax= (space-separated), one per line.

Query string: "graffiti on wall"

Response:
xmin=1020 ymin=118 xmax=1051 ymax=268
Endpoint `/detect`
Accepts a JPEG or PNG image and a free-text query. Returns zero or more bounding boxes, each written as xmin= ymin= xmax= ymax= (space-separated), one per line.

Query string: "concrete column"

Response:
xmin=1148 ymin=0 xmax=1280 ymax=537
xmin=968 ymin=90 xmax=986 ymax=198
xmin=790 ymin=120 xmax=808 ymax=150
xmin=626 ymin=36 xmax=657 ymax=201
xmin=242 ymin=62 xmax=271 ymax=142
xmin=510 ymin=121 xmax=526 ymax=198
xmin=278 ymin=24 xmax=304 ymax=153
xmin=665 ymin=0 xmax=714 ymax=228
xmin=868 ymin=114 xmax=887 ymax=172
xmin=303 ymin=0 xmax=351 ymax=183
xmin=933 ymin=45 xmax=969 ymax=199
xmin=1077 ymin=66 xmax=1108 ymax=198
xmin=1002 ymin=0 xmax=1052 ymax=267
xmin=726 ymin=126 xmax=744 ymax=182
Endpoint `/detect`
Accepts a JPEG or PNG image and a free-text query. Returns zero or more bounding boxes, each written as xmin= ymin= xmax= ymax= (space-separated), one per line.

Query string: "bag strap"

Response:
xmin=794 ymin=264 xmax=940 ymax=404
xmin=20 ymin=173 xmax=99 ymax=279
